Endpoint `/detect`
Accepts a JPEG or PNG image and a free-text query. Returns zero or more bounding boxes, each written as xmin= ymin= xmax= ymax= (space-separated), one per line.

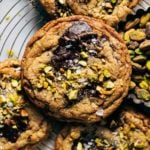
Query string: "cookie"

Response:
xmin=67 ymin=0 xmax=140 ymax=25
xmin=39 ymin=0 xmax=73 ymax=18
xmin=120 ymin=11 xmax=150 ymax=110
xmin=22 ymin=15 xmax=131 ymax=123
xmin=39 ymin=0 xmax=140 ymax=25
xmin=0 ymin=59 xmax=50 ymax=150
xmin=55 ymin=108 xmax=150 ymax=150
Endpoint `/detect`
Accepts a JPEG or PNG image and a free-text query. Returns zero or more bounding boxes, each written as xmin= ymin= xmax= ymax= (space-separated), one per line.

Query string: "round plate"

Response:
xmin=0 ymin=0 xmax=149 ymax=149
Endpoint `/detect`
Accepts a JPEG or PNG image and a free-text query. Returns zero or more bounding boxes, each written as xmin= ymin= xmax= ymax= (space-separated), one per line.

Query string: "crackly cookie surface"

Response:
xmin=22 ymin=16 xmax=131 ymax=123
xmin=55 ymin=108 xmax=150 ymax=150
xmin=120 ymin=11 xmax=150 ymax=109
xmin=0 ymin=59 xmax=50 ymax=150
xmin=39 ymin=0 xmax=140 ymax=25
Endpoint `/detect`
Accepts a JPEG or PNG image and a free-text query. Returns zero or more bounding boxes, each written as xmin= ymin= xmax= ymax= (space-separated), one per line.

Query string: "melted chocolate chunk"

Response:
xmin=51 ymin=21 xmax=97 ymax=70
xmin=67 ymin=21 xmax=92 ymax=38
xmin=0 ymin=113 xmax=28 ymax=143
xmin=78 ymin=83 xmax=99 ymax=100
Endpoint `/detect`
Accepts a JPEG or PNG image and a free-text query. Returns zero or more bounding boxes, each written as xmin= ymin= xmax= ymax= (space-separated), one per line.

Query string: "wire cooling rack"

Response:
xmin=0 ymin=0 xmax=149 ymax=149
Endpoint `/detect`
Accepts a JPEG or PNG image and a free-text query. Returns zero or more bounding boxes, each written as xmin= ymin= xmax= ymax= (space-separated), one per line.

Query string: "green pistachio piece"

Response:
xmin=132 ymin=55 xmax=146 ymax=63
xmin=111 ymin=0 xmax=116 ymax=3
xmin=76 ymin=142 xmax=83 ymax=150
xmin=78 ymin=60 xmax=87 ymax=67
xmin=134 ymin=141 xmax=147 ymax=148
xmin=39 ymin=64 xmax=46 ymax=69
xmin=129 ymin=81 xmax=136 ymax=90
xmin=66 ymin=69 xmax=72 ymax=79
xmin=44 ymin=66 xmax=52 ymax=73
xmin=135 ymin=48 xmax=143 ymax=55
xmin=11 ymin=79 xmax=18 ymax=88
xmin=103 ymin=69 xmax=111 ymax=78
xmin=139 ymin=40 xmax=150 ymax=51
xmin=95 ymin=138 xmax=103 ymax=147
xmin=0 ymin=95 xmax=5 ymax=104
xmin=146 ymin=60 xmax=150 ymax=71
xmin=43 ymin=81 xmax=49 ymax=89
xmin=103 ymin=80 xmax=114 ymax=89
xmin=67 ymin=90 xmax=78 ymax=100
xmin=36 ymin=83 xmax=43 ymax=89
xmin=16 ymin=84 xmax=22 ymax=91
xmin=1 ymin=82 xmax=6 ymax=89
xmin=139 ymin=81 xmax=149 ymax=90
xmin=129 ymin=30 xmax=146 ymax=41
xmin=9 ymin=94 xmax=17 ymax=104
xmin=136 ymin=89 xmax=150 ymax=101
xmin=47 ymin=71 xmax=54 ymax=78
xmin=140 ymin=13 xmax=150 ymax=27
xmin=128 ymin=50 xmax=135 ymax=56
xmin=130 ymin=123 xmax=136 ymax=129
xmin=124 ymin=29 xmax=135 ymax=43
xmin=80 ymin=51 xmax=88 ymax=59
xmin=7 ymin=49 xmax=14 ymax=57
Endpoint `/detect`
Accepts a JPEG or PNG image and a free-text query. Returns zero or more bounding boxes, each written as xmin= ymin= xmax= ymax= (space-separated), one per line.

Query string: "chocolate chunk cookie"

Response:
xmin=0 ymin=59 xmax=50 ymax=150
xmin=55 ymin=108 xmax=150 ymax=150
xmin=67 ymin=0 xmax=140 ymax=25
xmin=39 ymin=0 xmax=140 ymax=25
xmin=22 ymin=16 xmax=131 ymax=123
xmin=120 ymin=11 xmax=150 ymax=110
xmin=39 ymin=0 xmax=73 ymax=18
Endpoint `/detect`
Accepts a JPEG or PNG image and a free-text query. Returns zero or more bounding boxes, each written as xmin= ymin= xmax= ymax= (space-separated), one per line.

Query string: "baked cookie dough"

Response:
xmin=39 ymin=0 xmax=140 ymax=25
xmin=0 ymin=59 xmax=50 ymax=150
xmin=39 ymin=0 xmax=73 ymax=18
xmin=55 ymin=108 xmax=150 ymax=150
xmin=120 ymin=11 xmax=150 ymax=109
xmin=22 ymin=16 xmax=131 ymax=123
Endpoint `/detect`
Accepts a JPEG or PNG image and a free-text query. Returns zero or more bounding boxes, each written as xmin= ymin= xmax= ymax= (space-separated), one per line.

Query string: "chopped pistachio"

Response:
xmin=16 ymin=84 xmax=22 ymax=91
xmin=146 ymin=60 xmax=150 ymax=71
xmin=134 ymin=141 xmax=146 ymax=148
xmin=44 ymin=66 xmax=52 ymax=73
xmin=66 ymin=69 xmax=72 ymax=79
xmin=76 ymin=142 xmax=83 ymax=150
xmin=11 ymin=79 xmax=18 ymax=88
xmin=95 ymin=138 xmax=103 ymax=147
xmin=136 ymin=89 xmax=150 ymax=101
xmin=0 ymin=95 xmax=5 ymax=104
xmin=124 ymin=29 xmax=135 ymax=43
xmin=129 ymin=30 xmax=146 ymax=41
xmin=36 ymin=83 xmax=43 ymax=89
xmin=103 ymin=80 xmax=114 ymax=89
xmin=43 ymin=81 xmax=49 ymax=89
xmin=99 ymin=74 xmax=104 ymax=82
xmin=129 ymin=81 xmax=136 ymax=90
xmin=132 ymin=55 xmax=146 ymax=63
xmin=135 ymin=48 xmax=142 ymax=55
xmin=7 ymin=49 xmax=14 ymax=57
xmin=140 ymin=13 xmax=150 ymax=27
xmin=130 ymin=123 xmax=136 ymax=129
xmin=9 ymin=94 xmax=17 ymax=104
xmin=78 ymin=60 xmax=87 ymax=67
xmin=1 ymin=82 xmax=6 ymax=89
xmin=67 ymin=89 xmax=78 ymax=100
xmin=139 ymin=81 xmax=149 ymax=90
xmin=39 ymin=64 xmax=46 ymax=69
xmin=103 ymin=69 xmax=111 ymax=78
xmin=47 ymin=71 xmax=54 ymax=78
xmin=80 ymin=51 xmax=88 ymax=59
xmin=111 ymin=0 xmax=116 ymax=3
